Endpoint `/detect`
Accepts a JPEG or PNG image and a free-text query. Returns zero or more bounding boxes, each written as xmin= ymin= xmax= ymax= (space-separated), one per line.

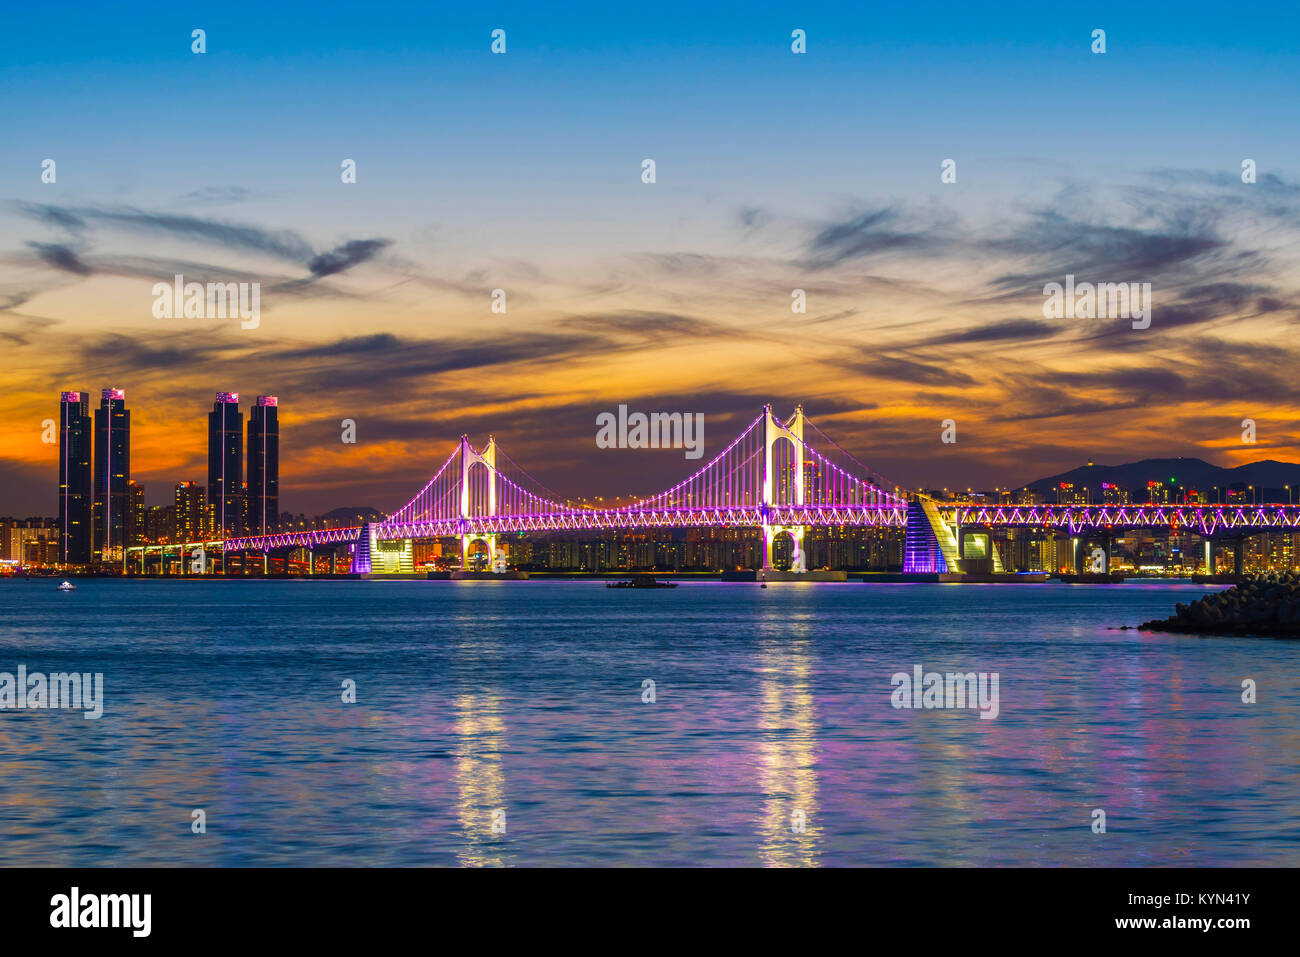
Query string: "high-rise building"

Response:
xmin=207 ymin=392 xmax=243 ymax=536
xmin=143 ymin=504 xmax=173 ymax=544
xmin=57 ymin=391 xmax=93 ymax=564
xmin=93 ymin=388 xmax=130 ymax=562
xmin=247 ymin=395 xmax=279 ymax=537
xmin=175 ymin=482 xmax=208 ymax=541
xmin=1 ymin=518 xmax=58 ymax=564
xmin=127 ymin=480 xmax=145 ymax=546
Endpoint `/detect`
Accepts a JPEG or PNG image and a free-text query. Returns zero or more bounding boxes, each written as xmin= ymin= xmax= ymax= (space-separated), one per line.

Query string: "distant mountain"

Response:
xmin=1020 ymin=458 xmax=1300 ymax=498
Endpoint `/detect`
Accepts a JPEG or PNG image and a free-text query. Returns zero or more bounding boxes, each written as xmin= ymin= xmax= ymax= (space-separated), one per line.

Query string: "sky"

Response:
xmin=2 ymin=1 xmax=1298 ymax=514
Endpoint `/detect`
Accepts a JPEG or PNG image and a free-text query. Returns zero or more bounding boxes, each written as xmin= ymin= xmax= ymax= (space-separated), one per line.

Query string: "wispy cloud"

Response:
xmin=27 ymin=241 xmax=92 ymax=275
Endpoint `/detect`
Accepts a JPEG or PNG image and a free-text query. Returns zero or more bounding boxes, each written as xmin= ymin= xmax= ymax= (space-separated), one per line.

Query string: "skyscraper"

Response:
xmin=174 ymin=481 xmax=208 ymax=541
xmin=144 ymin=503 xmax=174 ymax=544
xmin=247 ymin=395 xmax=279 ymax=537
xmin=127 ymin=480 xmax=145 ymax=546
xmin=93 ymin=388 xmax=130 ymax=562
xmin=207 ymin=392 xmax=243 ymax=536
xmin=58 ymin=391 xmax=93 ymax=564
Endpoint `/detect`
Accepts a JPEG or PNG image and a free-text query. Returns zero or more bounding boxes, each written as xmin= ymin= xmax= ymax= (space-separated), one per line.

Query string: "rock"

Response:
xmin=1136 ymin=573 xmax=1300 ymax=637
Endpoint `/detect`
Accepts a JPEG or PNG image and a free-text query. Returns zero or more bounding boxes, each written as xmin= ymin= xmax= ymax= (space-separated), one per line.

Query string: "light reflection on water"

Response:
xmin=0 ymin=578 xmax=1297 ymax=867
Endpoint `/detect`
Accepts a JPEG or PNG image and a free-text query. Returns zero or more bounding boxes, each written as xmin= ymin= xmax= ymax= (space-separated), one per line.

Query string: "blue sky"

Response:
xmin=5 ymin=1 xmax=1295 ymax=206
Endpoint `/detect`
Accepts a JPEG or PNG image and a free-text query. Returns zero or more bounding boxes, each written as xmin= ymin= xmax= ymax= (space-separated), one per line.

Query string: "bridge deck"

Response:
xmin=124 ymin=502 xmax=1300 ymax=555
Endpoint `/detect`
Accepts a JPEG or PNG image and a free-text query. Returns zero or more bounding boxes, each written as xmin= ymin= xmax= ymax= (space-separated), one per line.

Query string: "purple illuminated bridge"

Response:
xmin=207 ymin=404 xmax=1300 ymax=575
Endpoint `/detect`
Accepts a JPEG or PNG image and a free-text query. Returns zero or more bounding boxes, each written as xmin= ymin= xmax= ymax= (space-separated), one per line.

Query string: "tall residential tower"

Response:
xmin=247 ymin=395 xmax=279 ymax=537
xmin=207 ymin=392 xmax=243 ymax=536
xmin=57 ymin=391 xmax=93 ymax=564
xmin=92 ymin=388 xmax=130 ymax=562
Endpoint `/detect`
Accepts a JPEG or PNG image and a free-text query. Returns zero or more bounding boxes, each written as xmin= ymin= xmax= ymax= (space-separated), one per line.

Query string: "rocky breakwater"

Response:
xmin=1140 ymin=572 xmax=1300 ymax=636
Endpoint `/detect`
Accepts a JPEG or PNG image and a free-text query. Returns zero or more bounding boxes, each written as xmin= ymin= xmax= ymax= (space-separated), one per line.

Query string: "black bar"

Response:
xmin=0 ymin=867 xmax=1285 ymax=944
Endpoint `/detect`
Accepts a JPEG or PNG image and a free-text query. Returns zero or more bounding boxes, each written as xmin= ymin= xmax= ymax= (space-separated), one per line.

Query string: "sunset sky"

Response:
xmin=2 ymin=1 xmax=1298 ymax=515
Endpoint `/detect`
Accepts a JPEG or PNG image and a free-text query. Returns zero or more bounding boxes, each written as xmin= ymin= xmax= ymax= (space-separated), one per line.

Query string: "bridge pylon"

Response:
xmin=460 ymin=434 xmax=498 ymax=570
xmin=761 ymin=404 xmax=807 ymax=571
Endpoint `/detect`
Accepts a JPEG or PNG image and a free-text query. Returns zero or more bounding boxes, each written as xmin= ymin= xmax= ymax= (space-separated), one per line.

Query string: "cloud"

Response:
xmin=27 ymin=242 xmax=92 ymax=275
xmin=11 ymin=203 xmax=396 ymax=299
xmin=555 ymin=310 xmax=739 ymax=342
xmin=17 ymin=202 xmax=388 ymax=274
xmin=843 ymin=353 xmax=976 ymax=387
xmin=737 ymin=206 xmax=771 ymax=233
xmin=1072 ymin=281 xmax=1289 ymax=342
xmin=919 ymin=318 xmax=1057 ymax=347
xmin=260 ymin=331 xmax=604 ymax=391
xmin=9 ymin=201 xmax=86 ymax=233
xmin=306 ymin=239 xmax=393 ymax=279
xmin=176 ymin=186 xmax=269 ymax=207
xmin=803 ymin=205 xmax=955 ymax=269
xmin=68 ymin=206 xmax=315 ymax=262
xmin=988 ymin=210 xmax=1226 ymax=290
xmin=67 ymin=332 xmax=239 ymax=377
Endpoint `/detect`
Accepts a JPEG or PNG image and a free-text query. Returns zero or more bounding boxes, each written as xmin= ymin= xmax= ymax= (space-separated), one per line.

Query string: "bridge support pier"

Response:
xmin=461 ymin=533 xmax=498 ymax=571
xmin=1233 ymin=538 xmax=1244 ymax=576
xmin=762 ymin=525 xmax=806 ymax=573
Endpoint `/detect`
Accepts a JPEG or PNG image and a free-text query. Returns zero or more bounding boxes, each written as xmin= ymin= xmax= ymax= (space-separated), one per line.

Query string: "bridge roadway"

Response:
xmin=127 ymin=501 xmax=1300 ymax=565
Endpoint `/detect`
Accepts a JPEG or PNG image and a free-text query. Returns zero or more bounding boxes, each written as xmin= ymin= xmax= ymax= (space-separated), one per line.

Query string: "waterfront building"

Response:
xmin=247 ymin=395 xmax=280 ymax=537
xmin=57 ymin=391 xmax=93 ymax=564
xmin=207 ymin=392 xmax=243 ymax=536
xmin=92 ymin=388 xmax=130 ymax=562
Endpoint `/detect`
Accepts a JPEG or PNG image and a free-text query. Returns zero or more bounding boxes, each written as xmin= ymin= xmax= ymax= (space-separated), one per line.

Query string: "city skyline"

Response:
xmin=90 ymin=400 xmax=1300 ymax=580
xmin=13 ymin=387 xmax=1299 ymax=576
xmin=30 ymin=389 xmax=287 ymax=560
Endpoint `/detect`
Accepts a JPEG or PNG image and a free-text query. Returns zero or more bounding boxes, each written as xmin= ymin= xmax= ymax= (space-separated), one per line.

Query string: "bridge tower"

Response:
xmin=460 ymin=434 xmax=498 ymax=570
xmin=761 ymin=404 xmax=807 ymax=572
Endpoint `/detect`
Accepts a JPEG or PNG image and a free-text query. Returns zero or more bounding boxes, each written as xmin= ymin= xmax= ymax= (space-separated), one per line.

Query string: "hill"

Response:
xmin=1020 ymin=458 xmax=1300 ymax=499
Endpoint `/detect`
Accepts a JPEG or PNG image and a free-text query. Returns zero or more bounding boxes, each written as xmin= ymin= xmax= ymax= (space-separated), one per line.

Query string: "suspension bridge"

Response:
xmin=126 ymin=404 xmax=1300 ymax=577
xmin=237 ymin=404 xmax=907 ymax=574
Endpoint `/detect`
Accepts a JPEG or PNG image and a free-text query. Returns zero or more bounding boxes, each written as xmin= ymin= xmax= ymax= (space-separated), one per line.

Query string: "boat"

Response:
xmin=57 ymin=580 xmax=76 ymax=592
xmin=605 ymin=575 xmax=677 ymax=589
